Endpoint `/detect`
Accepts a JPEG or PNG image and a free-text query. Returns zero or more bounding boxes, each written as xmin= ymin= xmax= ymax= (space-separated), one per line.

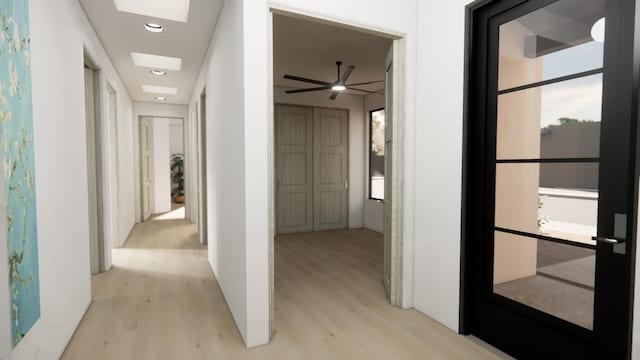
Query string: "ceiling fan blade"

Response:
xmin=346 ymin=87 xmax=384 ymax=94
xmin=285 ymin=86 xmax=332 ymax=94
xmin=329 ymin=91 xmax=339 ymax=100
xmin=283 ymin=74 xmax=331 ymax=86
xmin=346 ymin=80 xmax=384 ymax=86
xmin=340 ymin=66 xmax=355 ymax=83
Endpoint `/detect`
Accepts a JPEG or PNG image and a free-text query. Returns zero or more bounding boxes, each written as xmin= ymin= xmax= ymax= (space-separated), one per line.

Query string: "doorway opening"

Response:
xmin=84 ymin=53 xmax=121 ymax=275
xmin=269 ymin=10 xmax=406 ymax=338
xmin=84 ymin=57 xmax=105 ymax=275
xmin=138 ymin=116 xmax=187 ymax=222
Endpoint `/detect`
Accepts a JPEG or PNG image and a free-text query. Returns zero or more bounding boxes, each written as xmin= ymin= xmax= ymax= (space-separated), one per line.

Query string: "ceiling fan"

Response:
xmin=283 ymin=61 xmax=384 ymax=100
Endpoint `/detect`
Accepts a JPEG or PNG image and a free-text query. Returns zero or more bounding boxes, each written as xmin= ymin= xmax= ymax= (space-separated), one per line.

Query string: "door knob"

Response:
xmin=591 ymin=236 xmax=623 ymax=244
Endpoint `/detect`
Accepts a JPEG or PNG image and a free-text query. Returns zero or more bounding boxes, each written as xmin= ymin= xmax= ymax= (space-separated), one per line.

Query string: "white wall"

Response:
xmin=274 ymin=85 xmax=365 ymax=228
xmin=132 ymin=102 xmax=188 ymax=222
xmin=0 ymin=0 xmax=135 ymax=358
xmin=411 ymin=0 xmax=471 ymax=333
xmin=150 ymin=118 xmax=171 ymax=214
xmin=363 ymin=93 xmax=385 ymax=233
xmin=169 ymin=120 xmax=184 ymax=155
xmin=188 ymin=0 xmax=249 ymax=345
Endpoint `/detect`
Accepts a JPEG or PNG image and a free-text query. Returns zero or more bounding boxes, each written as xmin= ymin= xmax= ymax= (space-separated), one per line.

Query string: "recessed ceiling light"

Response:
xmin=131 ymin=52 xmax=182 ymax=71
xmin=144 ymin=23 xmax=165 ymax=33
xmin=156 ymin=96 xmax=167 ymax=101
xmin=114 ymin=0 xmax=191 ymax=23
xmin=150 ymin=70 xmax=167 ymax=76
xmin=142 ymin=85 xmax=178 ymax=95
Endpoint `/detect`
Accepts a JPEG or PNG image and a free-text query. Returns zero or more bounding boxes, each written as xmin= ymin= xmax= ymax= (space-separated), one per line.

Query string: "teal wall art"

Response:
xmin=0 ymin=0 xmax=41 ymax=348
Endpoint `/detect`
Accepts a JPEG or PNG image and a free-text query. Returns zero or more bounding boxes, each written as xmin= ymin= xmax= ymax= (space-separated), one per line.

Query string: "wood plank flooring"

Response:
xmin=62 ymin=221 xmax=502 ymax=359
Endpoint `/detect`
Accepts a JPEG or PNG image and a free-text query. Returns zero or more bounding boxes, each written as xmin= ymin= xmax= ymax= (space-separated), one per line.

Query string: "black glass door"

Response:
xmin=463 ymin=0 xmax=639 ymax=358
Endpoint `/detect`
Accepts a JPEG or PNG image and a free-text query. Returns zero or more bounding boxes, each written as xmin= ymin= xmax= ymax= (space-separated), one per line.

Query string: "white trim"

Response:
xmin=267 ymin=3 xmax=404 ymax=39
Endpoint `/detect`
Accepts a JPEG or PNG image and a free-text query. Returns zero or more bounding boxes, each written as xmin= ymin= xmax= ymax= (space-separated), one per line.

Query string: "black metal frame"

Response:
xmin=461 ymin=0 xmax=640 ymax=358
xmin=368 ymin=107 xmax=385 ymax=201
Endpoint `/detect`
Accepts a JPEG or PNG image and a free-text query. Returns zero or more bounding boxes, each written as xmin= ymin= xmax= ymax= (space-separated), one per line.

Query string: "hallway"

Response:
xmin=62 ymin=223 xmax=500 ymax=359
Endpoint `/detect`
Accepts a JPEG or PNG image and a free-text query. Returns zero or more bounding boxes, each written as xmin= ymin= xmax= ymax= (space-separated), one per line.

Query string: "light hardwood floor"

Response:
xmin=62 ymin=221 xmax=502 ymax=359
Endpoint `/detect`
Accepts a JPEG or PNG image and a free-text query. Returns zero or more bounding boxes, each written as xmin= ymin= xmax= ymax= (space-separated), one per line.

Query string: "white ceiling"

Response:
xmin=79 ymin=0 xmax=223 ymax=104
xmin=274 ymin=14 xmax=393 ymax=97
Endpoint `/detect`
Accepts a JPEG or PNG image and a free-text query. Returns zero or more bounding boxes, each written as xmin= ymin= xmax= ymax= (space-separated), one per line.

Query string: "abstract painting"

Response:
xmin=0 ymin=0 xmax=40 ymax=347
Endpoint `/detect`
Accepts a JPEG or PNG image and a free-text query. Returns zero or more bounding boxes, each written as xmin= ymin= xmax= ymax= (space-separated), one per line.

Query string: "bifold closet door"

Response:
xmin=313 ymin=108 xmax=349 ymax=231
xmin=275 ymin=105 xmax=314 ymax=234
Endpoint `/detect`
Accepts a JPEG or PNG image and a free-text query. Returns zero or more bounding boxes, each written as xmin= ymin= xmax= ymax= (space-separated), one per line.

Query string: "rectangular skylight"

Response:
xmin=114 ymin=0 xmax=190 ymax=23
xmin=131 ymin=52 xmax=182 ymax=71
xmin=142 ymin=85 xmax=178 ymax=95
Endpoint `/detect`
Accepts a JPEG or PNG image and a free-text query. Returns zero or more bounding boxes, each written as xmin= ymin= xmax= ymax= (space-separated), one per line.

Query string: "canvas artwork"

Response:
xmin=0 ymin=0 xmax=41 ymax=348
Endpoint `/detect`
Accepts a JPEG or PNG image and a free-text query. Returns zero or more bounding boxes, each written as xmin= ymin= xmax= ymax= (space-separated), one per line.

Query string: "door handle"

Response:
xmin=592 ymin=236 xmax=623 ymax=244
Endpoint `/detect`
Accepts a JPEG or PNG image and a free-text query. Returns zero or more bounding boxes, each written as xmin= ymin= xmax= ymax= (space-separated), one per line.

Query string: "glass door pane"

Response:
xmin=492 ymin=0 xmax=605 ymax=330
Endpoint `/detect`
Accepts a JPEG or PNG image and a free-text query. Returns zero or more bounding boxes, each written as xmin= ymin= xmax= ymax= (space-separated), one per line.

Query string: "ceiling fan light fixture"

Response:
xmin=332 ymin=84 xmax=346 ymax=91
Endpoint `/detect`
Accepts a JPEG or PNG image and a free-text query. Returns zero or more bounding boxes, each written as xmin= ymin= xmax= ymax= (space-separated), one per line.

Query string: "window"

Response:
xmin=369 ymin=108 xmax=385 ymax=200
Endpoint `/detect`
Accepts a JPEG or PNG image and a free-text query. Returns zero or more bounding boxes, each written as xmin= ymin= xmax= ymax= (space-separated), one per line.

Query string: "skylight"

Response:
xmin=142 ymin=85 xmax=178 ymax=95
xmin=113 ymin=0 xmax=190 ymax=23
xmin=131 ymin=52 xmax=182 ymax=71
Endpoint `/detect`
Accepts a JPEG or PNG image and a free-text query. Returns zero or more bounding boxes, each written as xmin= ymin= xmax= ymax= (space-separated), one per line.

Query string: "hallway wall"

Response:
xmin=188 ymin=0 xmax=249 ymax=345
xmin=411 ymin=0 xmax=472 ymax=333
xmin=0 ymin=0 xmax=135 ymax=359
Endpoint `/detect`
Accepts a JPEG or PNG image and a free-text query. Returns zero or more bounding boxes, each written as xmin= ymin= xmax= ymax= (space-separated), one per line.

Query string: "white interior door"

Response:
xmin=275 ymin=104 xmax=314 ymax=234
xmin=107 ymin=86 xmax=119 ymax=248
xmin=84 ymin=67 xmax=100 ymax=275
xmin=313 ymin=107 xmax=348 ymax=231
xmin=140 ymin=119 xmax=152 ymax=221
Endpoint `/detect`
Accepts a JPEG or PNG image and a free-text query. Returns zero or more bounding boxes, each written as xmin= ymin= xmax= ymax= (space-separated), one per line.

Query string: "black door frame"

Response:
xmin=461 ymin=0 xmax=640 ymax=358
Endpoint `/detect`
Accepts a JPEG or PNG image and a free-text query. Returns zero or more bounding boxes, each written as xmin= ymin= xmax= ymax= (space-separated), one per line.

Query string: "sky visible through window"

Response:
xmin=539 ymin=41 xmax=604 ymax=128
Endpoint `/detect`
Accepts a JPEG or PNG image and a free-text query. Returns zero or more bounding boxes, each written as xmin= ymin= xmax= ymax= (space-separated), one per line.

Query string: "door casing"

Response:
xmin=107 ymin=84 xmax=120 ymax=249
xmin=199 ymin=91 xmax=208 ymax=245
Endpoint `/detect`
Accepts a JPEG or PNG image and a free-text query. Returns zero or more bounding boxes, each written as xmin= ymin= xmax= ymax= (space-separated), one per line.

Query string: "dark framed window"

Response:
xmin=369 ymin=108 xmax=385 ymax=200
